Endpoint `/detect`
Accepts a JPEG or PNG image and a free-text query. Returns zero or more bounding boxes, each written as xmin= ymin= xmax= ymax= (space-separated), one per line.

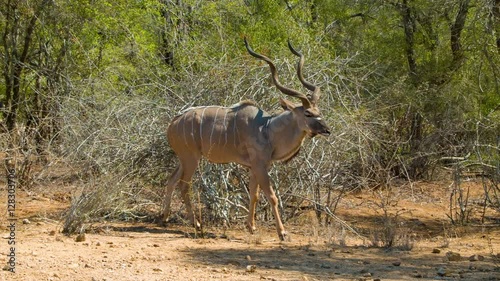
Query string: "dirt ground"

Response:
xmin=1 ymin=171 xmax=499 ymax=281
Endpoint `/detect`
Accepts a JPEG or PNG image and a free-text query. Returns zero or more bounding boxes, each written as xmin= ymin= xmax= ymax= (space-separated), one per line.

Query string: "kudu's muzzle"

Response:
xmin=310 ymin=119 xmax=331 ymax=137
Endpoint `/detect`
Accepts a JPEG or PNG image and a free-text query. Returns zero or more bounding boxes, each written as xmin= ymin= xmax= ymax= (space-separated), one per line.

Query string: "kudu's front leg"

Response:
xmin=253 ymin=166 xmax=287 ymax=241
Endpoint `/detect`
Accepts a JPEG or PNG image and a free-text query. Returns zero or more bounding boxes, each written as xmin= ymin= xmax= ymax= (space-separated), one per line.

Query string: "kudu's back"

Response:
xmin=167 ymin=100 xmax=271 ymax=167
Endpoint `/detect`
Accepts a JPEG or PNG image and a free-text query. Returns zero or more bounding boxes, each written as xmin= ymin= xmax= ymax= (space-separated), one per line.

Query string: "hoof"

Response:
xmin=278 ymin=231 xmax=288 ymax=241
xmin=246 ymin=224 xmax=257 ymax=234
xmin=158 ymin=209 xmax=171 ymax=225
xmin=155 ymin=215 xmax=168 ymax=226
xmin=194 ymin=221 xmax=202 ymax=231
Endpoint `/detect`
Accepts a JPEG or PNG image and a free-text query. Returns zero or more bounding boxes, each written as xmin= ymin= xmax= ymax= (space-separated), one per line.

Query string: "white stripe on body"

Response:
xmin=221 ymin=109 xmax=229 ymax=147
xmin=200 ymin=107 xmax=209 ymax=144
xmin=182 ymin=112 xmax=189 ymax=147
xmin=233 ymin=111 xmax=238 ymax=147
xmin=209 ymin=107 xmax=221 ymax=148
xmin=191 ymin=110 xmax=196 ymax=145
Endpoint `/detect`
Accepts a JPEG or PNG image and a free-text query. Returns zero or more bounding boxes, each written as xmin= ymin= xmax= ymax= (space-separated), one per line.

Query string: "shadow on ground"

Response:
xmin=179 ymin=240 xmax=500 ymax=280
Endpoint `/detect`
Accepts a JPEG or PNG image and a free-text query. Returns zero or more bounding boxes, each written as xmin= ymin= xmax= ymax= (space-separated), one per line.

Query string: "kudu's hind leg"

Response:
xmin=178 ymin=156 xmax=201 ymax=229
xmin=246 ymin=173 xmax=260 ymax=233
xmin=162 ymin=165 xmax=183 ymax=222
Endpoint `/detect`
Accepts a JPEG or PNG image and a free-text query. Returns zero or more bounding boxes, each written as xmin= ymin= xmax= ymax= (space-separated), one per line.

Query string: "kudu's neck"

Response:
xmin=267 ymin=111 xmax=307 ymax=162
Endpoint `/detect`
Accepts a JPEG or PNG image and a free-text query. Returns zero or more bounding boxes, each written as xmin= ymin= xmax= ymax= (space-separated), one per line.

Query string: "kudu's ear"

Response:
xmin=279 ymin=98 xmax=296 ymax=111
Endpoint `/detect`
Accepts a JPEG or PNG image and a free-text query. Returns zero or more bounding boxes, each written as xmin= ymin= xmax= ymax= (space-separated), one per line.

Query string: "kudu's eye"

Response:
xmin=304 ymin=110 xmax=313 ymax=117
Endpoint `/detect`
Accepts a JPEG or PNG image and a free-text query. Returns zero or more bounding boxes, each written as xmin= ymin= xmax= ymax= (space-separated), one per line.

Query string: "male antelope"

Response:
xmin=162 ymin=38 xmax=330 ymax=240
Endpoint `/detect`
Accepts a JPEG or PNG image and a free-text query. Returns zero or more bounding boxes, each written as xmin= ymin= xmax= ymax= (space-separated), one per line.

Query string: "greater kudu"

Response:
xmin=161 ymin=38 xmax=330 ymax=240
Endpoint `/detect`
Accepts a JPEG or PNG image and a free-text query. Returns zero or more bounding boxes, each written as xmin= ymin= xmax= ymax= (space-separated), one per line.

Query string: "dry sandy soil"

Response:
xmin=1 ymin=171 xmax=499 ymax=281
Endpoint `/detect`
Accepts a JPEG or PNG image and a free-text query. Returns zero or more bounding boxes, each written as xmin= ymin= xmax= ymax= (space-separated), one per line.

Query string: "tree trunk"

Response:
xmin=160 ymin=5 xmax=175 ymax=67
xmin=3 ymin=0 xmax=49 ymax=134
xmin=450 ymin=0 xmax=470 ymax=69
xmin=401 ymin=0 xmax=418 ymax=82
xmin=399 ymin=1 xmax=427 ymax=179
xmin=159 ymin=0 xmax=190 ymax=69
xmin=493 ymin=0 xmax=500 ymax=53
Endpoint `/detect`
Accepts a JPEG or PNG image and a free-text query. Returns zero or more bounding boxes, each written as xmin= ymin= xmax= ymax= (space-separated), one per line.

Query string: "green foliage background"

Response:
xmin=1 ymin=0 xmax=498 ymax=229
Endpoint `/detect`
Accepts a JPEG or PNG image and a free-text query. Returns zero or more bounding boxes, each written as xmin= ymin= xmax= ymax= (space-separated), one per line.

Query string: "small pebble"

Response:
xmin=246 ymin=265 xmax=256 ymax=273
xmin=446 ymin=251 xmax=461 ymax=261
xmin=469 ymin=254 xmax=484 ymax=261
xmin=437 ymin=267 xmax=452 ymax=277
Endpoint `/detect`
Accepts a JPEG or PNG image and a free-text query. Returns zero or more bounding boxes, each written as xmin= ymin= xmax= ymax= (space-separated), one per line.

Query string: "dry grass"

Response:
xmin=2 ymin=49 xmax=494 ymax=237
